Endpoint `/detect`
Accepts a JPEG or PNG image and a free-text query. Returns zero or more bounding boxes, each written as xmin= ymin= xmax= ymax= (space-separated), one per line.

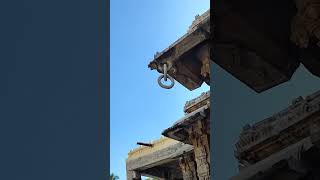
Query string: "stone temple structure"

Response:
xmin=127 ymin=3 xmax=320 ymax=179
xmin=231 ymin=90 xmax=320 ymax=180
xmin=163 ymin=91 xmax=210 ymax=180
xmin=125 ymin=9 xmax=211 ymax=180
xmin=126 ymin=91 xmax=210 ymax=180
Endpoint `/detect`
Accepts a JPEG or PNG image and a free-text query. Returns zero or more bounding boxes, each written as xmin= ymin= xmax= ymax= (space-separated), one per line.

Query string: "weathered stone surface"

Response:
xmin=179 ymin=153 xmax=197 ymax=180
xmin=291 ymin=0 xmax=320 ymax=48
xmin=163 ymin=91 xmax=210 ymax=145
xmin=162 ymin=103 xmax=210 ymax=145
xmin=188 ymin=120 xmax=210 ymax=180
xmin=291 ymin=0 xmax=320 ymax=79
xmin=211 ymin=0 xmax=301 ymax=93
xmin=161 ymin=92 xmax=211 ymax=180
xmin=211 ymin=0 xmax=320 ymax=92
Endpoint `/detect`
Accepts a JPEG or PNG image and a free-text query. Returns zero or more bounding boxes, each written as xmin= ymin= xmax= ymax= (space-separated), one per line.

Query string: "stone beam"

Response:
xmin=126 ymin=138 xmax=193 ymax=172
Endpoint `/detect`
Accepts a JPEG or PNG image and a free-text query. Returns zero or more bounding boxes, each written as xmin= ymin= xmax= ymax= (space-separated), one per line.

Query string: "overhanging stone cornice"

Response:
xmin=162 ymin=105 xmax=210 ymax=144
xmin=148 ymin=10 xmax=210 ymax=90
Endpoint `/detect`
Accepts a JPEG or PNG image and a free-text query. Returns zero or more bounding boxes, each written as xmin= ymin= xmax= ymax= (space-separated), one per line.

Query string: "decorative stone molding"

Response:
xmin=188 ymin=10 xmax=210 ymax=34
xmin=184 ymin=91 xmax=210 ymax=114
xmin=235 ymin=90 xmax=320 ymax=167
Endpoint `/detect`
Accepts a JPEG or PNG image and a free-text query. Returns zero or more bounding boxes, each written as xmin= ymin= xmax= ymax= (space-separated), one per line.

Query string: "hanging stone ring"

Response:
xmin=157 ymin=74 xmax=175 ymax=89
xmin=157 ymin=63 xmax=175 ymax=89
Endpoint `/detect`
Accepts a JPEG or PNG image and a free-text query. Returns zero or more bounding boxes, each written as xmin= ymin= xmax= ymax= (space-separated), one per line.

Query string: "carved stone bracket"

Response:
xmin=196 ymin=44 xmax=210 ymax=85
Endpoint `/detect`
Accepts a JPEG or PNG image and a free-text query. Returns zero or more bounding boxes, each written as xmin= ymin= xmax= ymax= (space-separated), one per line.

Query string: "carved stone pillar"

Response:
xmin=188 ymin=120 xmax=210 ymax=180
xmin=179 ymin=153 xmax=197 ymax=180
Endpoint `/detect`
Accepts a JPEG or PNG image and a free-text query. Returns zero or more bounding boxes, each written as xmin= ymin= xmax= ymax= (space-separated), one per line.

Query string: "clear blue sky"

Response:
xmin=110 ymin=0 xmax=209 ymax=179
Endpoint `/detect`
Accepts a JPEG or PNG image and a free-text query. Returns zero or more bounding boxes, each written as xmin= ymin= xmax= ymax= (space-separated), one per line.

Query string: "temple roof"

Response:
xmin=162 ymin=92 xmax=210 ymax=143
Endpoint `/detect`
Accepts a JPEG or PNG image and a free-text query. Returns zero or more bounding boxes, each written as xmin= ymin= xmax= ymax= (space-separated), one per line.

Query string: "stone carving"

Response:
xmin=188 ymin=120 xmax=210 ymax=180
xmin=184 ymin=91 xmax=210 ymax=114
xmin=188 ymin=10 xmax=210 ymax=34
xmin=179 ymin=153 xmax=197 ymax=180
xmin=235 ymin=90 xmax=320 ymax=168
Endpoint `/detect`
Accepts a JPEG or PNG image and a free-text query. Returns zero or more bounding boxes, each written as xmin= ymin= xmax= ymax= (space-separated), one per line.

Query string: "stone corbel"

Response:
xmin=196 ymin=44 xmax=210 ymax=85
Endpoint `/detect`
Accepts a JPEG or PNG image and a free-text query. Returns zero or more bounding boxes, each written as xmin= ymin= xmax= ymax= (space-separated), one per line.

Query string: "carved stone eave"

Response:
xmin=162 ymin=104 xmax=210 ymax=144
xmin=148 ymin=10 xmax=210 ymax=90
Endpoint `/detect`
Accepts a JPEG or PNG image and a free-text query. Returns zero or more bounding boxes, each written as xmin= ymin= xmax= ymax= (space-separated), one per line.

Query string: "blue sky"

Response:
xmin=110 ymin=0 xmax=209 ymax=179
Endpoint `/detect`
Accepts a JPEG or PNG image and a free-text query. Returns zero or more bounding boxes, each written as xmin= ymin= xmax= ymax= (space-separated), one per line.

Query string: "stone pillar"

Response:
xmin=179 ymin=153 xmax=197 ymax=180
xmin=188 ymin=120 xmax=210 ymax=180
